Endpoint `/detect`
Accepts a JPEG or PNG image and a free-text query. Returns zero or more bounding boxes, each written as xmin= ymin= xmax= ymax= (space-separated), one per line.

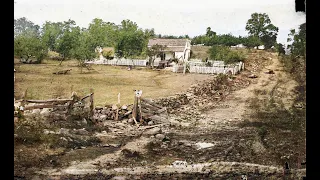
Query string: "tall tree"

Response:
xmin=72 ymin=30 xmax=97 ymax=73
xmin=88 ymin=18 xmax=119 ymax=48
xmin=206 ymin=27 xmax=216 ymax=37
xmin=287 ymin=23 xmax=306 ymax=59
xmin=115 ymin=20 xmax=146 ymax=59
xmin=14 ymin=33 xmax=47 ymax=63
xmin=55 ymin=19 xmax=81 ymax=63
xmin=14 ymin=17 xmax=40 ymax=38
xmin=41 ymin=21 xmax=64 ymax=51
xmin=245 ymin=13 xmax=279 ymax=49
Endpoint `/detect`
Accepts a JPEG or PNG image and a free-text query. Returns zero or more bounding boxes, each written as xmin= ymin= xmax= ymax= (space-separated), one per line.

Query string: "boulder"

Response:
xmin=121 ymin=105 xmax=128 ymax=110
xmin=32 ymin=109 xmax=41 ymax=114
xmin=76 ymin=128 xmax=89 ymax=135
xmin=40 ymin=108 xmax=51 ymax=116
xmin=155 ymin=133 xmax=165 ymax=140
xmin=99 ymin=115 xmax=107 ymax=121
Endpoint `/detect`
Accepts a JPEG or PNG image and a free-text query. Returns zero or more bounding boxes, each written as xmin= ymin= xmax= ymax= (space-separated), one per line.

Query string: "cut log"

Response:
xmin=26 ymin=99 xmax=73 ymax=104
xmin=53 ymin=69 xmax=72 ymax=75
xmin=24 ymin=104 xmax=68 ymax=110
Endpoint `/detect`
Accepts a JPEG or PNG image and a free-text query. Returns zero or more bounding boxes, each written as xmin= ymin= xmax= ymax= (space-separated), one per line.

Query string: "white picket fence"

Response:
xmin=86 ymin=58 xmax=148 ymax=66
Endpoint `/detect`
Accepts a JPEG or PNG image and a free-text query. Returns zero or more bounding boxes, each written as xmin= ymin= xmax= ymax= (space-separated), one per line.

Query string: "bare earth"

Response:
xmin=16 ymin=52 xmax=305 ymax=179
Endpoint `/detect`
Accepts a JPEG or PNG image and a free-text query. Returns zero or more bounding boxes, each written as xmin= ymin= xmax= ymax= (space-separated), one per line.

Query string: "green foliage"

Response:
xmin=242 ymin=36 xmax=262 ymax=48
xmin=287 ymin=23 xmax=306 ymax=59
xmin=41 ymin=21 xmax=64 ymax=51
xmin=275 ymin=43 xmax=286 ymax=55
xmin=14 ymin=33 xmax=48 ymax=63
xmin=14 ymin=17 xmax=40 ymax=38
xmin=56 ymin=20 xmax=81 ymax=60
xmin=208 ymin=45 xmax=245 ymax=64
xmin=115 ymin=20 xmax=146 ymax=58
xmin=245 ymin=13 xmax=279 ymax=49
xmin=146 ymin=44 xmax=166 ymax=67
xmin=72 ymin=31 xmax=97 ymax=73
xmin=206 ymin=27 xmax=216 ymax=37
xmin=88 ymin=18 xmax=119 ymax=48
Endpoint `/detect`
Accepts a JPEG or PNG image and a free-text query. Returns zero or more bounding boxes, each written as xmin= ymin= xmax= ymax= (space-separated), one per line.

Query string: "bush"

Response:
xmin=208 ymin=45 xmax=245 ymax=64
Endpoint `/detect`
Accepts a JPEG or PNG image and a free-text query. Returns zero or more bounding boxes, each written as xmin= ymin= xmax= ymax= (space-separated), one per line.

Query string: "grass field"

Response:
xmin=14 ymin=59 xmax=213 ymax=106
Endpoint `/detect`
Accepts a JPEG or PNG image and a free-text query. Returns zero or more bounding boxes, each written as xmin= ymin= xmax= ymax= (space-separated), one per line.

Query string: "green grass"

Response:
xmin=14 ymin=59 xmax=213 ymax=106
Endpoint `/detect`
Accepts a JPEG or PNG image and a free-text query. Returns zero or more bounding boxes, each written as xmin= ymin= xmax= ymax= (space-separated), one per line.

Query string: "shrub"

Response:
xmin=208 ymin=45 xmax=245 ymax=64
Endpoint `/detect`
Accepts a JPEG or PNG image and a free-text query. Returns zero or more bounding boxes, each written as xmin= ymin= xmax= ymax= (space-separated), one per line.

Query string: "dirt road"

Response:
xmin=33 ymin=51 xmax=305 ymax=179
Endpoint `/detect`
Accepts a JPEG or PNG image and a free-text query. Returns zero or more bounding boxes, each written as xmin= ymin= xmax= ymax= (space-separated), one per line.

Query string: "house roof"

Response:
xmin=148 ymin=38 xmax=188 ymax=47
xmin=163 ymin=47 xmax=185 ymax=52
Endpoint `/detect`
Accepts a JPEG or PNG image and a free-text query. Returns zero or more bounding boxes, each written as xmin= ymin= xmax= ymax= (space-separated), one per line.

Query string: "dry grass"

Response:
xmin=14 ymin=59 xmax=213 ymax=106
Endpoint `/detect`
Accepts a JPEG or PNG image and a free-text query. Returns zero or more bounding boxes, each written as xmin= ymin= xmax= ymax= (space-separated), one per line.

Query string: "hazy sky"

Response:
xmin=14 ymin=0 xmax=305 ymax=44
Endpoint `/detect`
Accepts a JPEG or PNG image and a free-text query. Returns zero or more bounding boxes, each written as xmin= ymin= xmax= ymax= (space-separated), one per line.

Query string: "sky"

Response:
xmin=14 ymin=0 xmax=305 ymax=45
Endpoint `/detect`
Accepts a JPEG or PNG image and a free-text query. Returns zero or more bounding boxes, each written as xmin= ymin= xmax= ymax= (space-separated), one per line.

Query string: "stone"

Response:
xmin=82 ymin=118 xmax=87 ymax=125
xmin=40 ymin=108 xmax=51 ymax=116
xmin=128 ymin=118 xmax=133 ymax=124
xmin=248 ymin=74 xmax=257 ymax=78
xmin=95 ymin=106 xmax=103 ymax=110
xmin=148 ymin=121 xmax=154 ymax=126
xmin=155 ymin=134 xmax=165 ymax=140
xmin=99 ymin=115 xmax=107 ymax=121
xmin=121 ymin=105 xmax=128 ymax=110
xmin=58 ymin=128 xmax=70 ymax=135
xmin=101 ymin=109 xmax=110 ymax=115
xmin=76 ymin=128 xmax=89 ymax=135
xmin=32 ymin=109 xmax=41 ymax=114
xmin=112 ymin=105 xmax=118 ymax=110
xmin=143 ymin=127 xmax=161 ymax=135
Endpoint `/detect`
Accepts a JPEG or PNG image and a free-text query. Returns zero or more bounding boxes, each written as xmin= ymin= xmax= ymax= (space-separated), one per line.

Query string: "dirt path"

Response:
xmin=35 ymin=52 xmax=302 ymax=179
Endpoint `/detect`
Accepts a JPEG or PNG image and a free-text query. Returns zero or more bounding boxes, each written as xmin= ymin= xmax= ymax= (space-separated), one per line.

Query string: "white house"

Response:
xmin=147 ymin=38 xmax=191 ymax=62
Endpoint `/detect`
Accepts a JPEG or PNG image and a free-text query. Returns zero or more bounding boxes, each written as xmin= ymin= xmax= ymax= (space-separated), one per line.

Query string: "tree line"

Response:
xmin=14 ymin=12 xmax=305 ymax=66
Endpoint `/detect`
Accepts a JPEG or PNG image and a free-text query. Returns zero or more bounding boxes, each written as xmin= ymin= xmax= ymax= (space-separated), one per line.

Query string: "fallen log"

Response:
xmin=26 ymin=99 xmax=73 ymax=104
xmin=24 ymin=104 xmax=68 ymax=110
xmin=138 ymin=123 xmax=170 ymax=130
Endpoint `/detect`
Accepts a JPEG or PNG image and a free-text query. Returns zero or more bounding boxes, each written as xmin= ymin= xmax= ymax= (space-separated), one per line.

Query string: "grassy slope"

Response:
xmin=14 ymin=59 xmax=213 ymax=106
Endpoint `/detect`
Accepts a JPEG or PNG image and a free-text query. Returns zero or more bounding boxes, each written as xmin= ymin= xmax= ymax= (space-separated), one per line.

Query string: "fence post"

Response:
xmin=89 ymin=89 xmax=94 ymax=119
xmin=67 ymin=92 xmax=76 ymax=115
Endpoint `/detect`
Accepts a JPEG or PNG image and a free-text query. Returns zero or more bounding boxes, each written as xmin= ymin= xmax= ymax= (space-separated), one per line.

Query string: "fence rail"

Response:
xmin=86 ymin=58 xmax=148 ymax=66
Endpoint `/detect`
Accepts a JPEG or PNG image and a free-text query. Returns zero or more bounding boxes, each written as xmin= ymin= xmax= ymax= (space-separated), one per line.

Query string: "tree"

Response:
xmin=14 ymin=33 xmax=48 ymax=63
xmin=287 ymin=23 xmax=306 ymax=59
xmin=41 ymin=21 xmax=64 ymax=51
xmin=206 ymin=27 xmax=216 ymax=37
xmin=14 ymin=17 xmax=40 ymax=38
xmin=208 ymin=45 xmax=245 ymax=64
xmin=242 ymin=36 xmax=262 ymax=49
xmin=115 ymin=20 xmax=146 ymax=60
xmin=72 ymin=31 xmax=97 ymax=73
xmin=275 ymin=43 xmax=285 ymax=56
xmin=146 ymin=44 xmax=166 ymax=68
xmin=55 ymin=20 xmax=81 ymax=63
xmin=245 ymin=13 xmax=279 ymax=49
xmin=87 ymin=18 xmax=119 ymax=48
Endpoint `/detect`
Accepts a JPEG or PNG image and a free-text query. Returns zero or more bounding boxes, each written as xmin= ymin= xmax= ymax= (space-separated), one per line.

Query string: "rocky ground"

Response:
xmin=14 ymin=50 xmax=306 ymax=179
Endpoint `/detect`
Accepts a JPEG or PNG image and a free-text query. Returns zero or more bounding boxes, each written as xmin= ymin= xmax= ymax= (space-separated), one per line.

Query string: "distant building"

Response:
xmin=147 ymin=38 xmax=191 ymax=62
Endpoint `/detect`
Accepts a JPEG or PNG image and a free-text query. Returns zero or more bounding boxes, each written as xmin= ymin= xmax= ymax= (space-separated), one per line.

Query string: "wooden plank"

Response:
xmin=26 ymin=99 xmax=73 ymax=103
xmin=24 ymin=104 xmax=68 ymax=110
xmin=80 ymin=93 xmax=94 ymax=101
